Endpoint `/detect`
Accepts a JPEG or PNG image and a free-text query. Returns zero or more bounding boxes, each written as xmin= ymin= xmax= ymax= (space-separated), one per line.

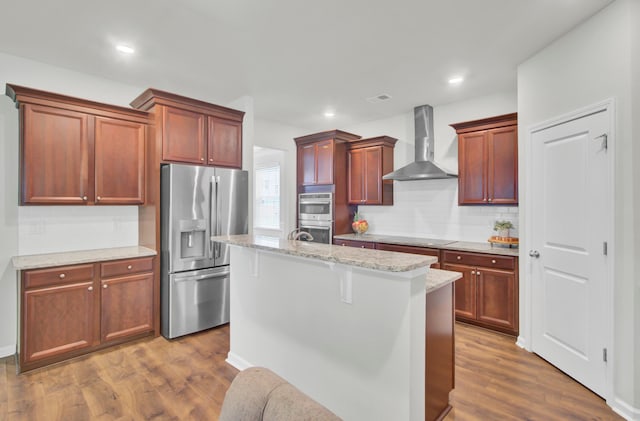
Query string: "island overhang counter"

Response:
xmin=213 ymin=234 xmax=460 ymax=421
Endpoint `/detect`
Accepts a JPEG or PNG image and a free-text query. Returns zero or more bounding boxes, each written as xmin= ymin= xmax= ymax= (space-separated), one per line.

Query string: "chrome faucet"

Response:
xmin=288 ymin=228 xmax=314 ymax=242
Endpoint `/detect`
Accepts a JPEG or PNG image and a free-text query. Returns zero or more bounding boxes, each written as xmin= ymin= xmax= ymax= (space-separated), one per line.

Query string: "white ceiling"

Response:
xmin=0 ymin=0 xmax=612 ymax=130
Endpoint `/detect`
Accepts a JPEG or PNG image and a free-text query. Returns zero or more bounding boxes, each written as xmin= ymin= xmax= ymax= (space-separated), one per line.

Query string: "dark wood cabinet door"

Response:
xmin=101 ymin=272 xmax=153 ymax=343
xmin=442 ymin=263 xmax=477 ymax=320
xmin=300 ymin=144 xmax=317 ymax=185
xmin=364 ymin=147 xmax=382 ymax=204
xmin=348 ymin=148 xmax=365 ymax=203
xmin=161 ymin=106 xmax=206 ymax=164
xmin=315 ymin=140 xmax=333 ymax=185
xmin=22 ymin=104 xmax=90 ymax=204
xmin=457 ymin=132 xmax=487 ymax=205
xmin=476 ymin=267 xmax=518 ymax=334
xmin=208 ymin=117 xmax=242 ymax=168
xmin=487 ymin=126 xmax=518 ymax=204
xmin=22 ymin=280 xmax=96 ymax=365
xmin=94 ymin=117 xmax=145 ymax=204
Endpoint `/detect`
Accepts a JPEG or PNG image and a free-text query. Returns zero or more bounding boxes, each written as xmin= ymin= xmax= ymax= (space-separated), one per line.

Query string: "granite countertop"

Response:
xmin=213 ymin=234 xmax=437 ymax=272
xmin=333 ymin=233 xmax=519 ymax=257
xmin=426 ymin=268 xmax=462 ymax=293
xmin=12 ymin=246 xmax=157 ymax=270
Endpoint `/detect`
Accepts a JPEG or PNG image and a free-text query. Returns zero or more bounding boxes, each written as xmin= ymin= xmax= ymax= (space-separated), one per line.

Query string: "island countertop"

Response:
xmin=213 ymin=234 xmax=437 ymax=272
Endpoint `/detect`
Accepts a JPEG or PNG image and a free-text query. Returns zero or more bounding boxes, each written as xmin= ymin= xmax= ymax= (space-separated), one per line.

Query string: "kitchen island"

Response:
xmin=214 ymin=235 xmax=461 ymax=421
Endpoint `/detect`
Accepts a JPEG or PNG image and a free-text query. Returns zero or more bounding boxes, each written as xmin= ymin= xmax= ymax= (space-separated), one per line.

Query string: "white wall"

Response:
xmin=518 ymin=0 xmax=638 ymax=415
xmin=253 ymin=118 xmax=308 ymax=234
xmin=345 ymin=91 xmax=519 ymax=242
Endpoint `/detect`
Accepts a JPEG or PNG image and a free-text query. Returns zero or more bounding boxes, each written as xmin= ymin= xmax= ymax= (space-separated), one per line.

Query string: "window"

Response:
xmin=254 ymin=164 xmax=281 ymax=230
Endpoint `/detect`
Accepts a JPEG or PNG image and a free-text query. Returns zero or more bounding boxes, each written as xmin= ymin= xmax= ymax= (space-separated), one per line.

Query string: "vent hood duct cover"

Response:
xmin=382 ymin=105 xmax=457 ymax=181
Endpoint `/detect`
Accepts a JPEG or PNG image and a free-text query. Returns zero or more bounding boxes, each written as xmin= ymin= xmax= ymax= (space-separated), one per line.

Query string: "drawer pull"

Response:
xmin=360 ymin=245 xmax=365 ymax=248
xmin=471 ymin=270 xmax=475 ymax=275
xmin=127 ymin=265 xmax=133 ymax=270
xmin=59 ymin=273 xmax=66 ymax=279
xmin=88 ymin=286 xmax=93 ymax=291
xmin=103 ymin=284 xmax=108 ymax=289
xmin=457 ymin=256 xmax=461 ymax=260
xmin=492 ymin=259 xmax=497 ymax=264
xmin=476 ymin=271 xmax=481 ymax=275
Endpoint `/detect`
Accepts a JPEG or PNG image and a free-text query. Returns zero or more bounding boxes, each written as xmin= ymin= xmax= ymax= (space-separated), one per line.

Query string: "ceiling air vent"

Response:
xmin=366 ymin=94 xmax=392 ymax=103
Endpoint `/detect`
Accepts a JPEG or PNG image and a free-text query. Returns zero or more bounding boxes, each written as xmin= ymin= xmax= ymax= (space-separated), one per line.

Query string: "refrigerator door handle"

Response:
xmin=216 ymin=175 xmax=222 ymax=258
xmin=209 ymin=177 xmax=215 ymax=259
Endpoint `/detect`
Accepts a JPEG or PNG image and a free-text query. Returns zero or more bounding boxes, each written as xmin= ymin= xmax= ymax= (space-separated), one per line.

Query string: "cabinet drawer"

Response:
xmin=100 ymin=257 xmax=154 ymax=278
xmin=376 ymin=243 xmax=439 ymax=257
xmin=442 ymin=250 xmax=515 ymax=270
xmin=24 ymin=264 xmax=95 ymax=289
xmin=334 ymin=239 xmax=375 ymax=249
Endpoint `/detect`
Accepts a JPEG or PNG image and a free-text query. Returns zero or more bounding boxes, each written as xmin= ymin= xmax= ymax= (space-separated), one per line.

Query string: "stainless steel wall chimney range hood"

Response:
xmin=382 ymin=105 xmax=457 ymax=181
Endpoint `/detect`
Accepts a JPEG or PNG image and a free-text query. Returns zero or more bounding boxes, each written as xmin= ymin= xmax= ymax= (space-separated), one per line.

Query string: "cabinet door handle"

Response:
xmin=96 ymin=196 xmax=101 ymax=201
xmin=209 ymin=158 xmax=213 ymax=162
xmin=488 ymin=198 xmax=492 ymax=202
xmin=200 ymin=157 xmax=205 ymax=161
xmin=127 ymin=265 xmax=133 ymax=270
xmin=88 ymin=286 xmax=93 ymax=291
xmin=82 ymin=196 xmax=87 ymax=201
xmin=59 ymin=273 xmax=66 ymax=279
xmin=103 ymin=284 xmax=108 ymax=289
xmin=476 ymin=271 xmax=481 ymax=275
xmin=471 ymin=270 xmax=475 ymax=275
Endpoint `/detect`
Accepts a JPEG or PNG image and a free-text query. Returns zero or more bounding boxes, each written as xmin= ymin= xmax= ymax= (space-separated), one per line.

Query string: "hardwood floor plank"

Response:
xmin=0 ymin=323 xmax=622 ymax=420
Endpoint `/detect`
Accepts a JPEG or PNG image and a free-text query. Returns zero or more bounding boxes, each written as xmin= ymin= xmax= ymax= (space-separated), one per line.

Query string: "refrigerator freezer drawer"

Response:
xmin=162 ymin=267 xmax=230 ymax=339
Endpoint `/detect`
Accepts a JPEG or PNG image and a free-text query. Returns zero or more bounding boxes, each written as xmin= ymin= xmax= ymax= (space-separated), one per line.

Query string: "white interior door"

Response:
xmin=529 ymin=105 xmax=611 ymax=397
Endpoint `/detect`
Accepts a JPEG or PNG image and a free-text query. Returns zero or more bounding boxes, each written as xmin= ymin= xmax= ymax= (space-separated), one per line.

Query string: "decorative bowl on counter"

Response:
xmin=352 ymin=220 xmax=369 ymax=235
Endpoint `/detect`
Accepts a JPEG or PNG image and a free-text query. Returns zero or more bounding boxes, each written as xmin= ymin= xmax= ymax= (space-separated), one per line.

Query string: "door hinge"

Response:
xmin=603 ymin=241 xmax=608 ymax=256
xmin=596 ymin=133 xmax=608 ymax=150
xmin=603 ymin=348 xmax=608 ymax=362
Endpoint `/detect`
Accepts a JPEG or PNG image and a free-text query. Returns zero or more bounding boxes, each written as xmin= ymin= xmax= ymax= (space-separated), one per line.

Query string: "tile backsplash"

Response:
xmin=357 ymin=178 xmax=518 ymax=242
xmin=18 ymin=206 xmax=138 ymax=255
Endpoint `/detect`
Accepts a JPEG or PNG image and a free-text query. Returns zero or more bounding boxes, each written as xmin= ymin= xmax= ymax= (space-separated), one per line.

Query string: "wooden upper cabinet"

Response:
xmin=6 ymin=84 xmax=148 ymax=206
xmin=162 ymin=106 xmax=206 ymax=164
xmin=294 ymin=130 xmax=361 ymax=187
xmin=208 ymin=117 xmax=242 ymax=168
xmin=21 ymin=104 xmax=90 ymax=204
xmin=95 ymin=117 xmax=145 ymax=204
xmin=131 ymin=88 xmax=245 ymax=169
xmin=347 ymin=136 xmax=397 ymax=205
xmin=451 ymin=113 xmax=518 ymax=206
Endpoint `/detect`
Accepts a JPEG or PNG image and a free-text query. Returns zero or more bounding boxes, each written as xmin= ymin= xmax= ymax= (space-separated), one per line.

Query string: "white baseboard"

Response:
xmin=225 ymin=352 xmax=253 ymax=371
xmin=515 ymin=335 xmax=528 ymax=350
xmin=612 ymin=397 xmax=640 ymax=421
xmin=0 ymin=344 xmax=15 ymax=358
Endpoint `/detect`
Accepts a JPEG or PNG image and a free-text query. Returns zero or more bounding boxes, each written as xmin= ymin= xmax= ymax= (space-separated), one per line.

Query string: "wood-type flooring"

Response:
xmin=0 ymin=323 xmax=622 ymax=420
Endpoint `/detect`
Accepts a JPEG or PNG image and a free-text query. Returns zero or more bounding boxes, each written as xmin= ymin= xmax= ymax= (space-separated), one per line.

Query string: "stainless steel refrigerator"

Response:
xmin=161 ymin=163 xmax=248 ymax=339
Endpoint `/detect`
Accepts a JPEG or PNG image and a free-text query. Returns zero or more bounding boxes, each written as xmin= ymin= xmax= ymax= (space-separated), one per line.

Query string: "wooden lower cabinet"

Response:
xmin=442 ymin=250 xmax=518 ymax=335
xmin=375 ymin=243 xmax=441 ymax=269
xmin=20 ymin=257 xmax=154 ymax=372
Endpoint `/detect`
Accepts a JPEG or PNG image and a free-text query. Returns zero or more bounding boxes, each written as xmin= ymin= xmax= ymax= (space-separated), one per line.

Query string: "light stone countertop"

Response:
xmin=426 ymin=268 xmax=462 ymax=293
xmin=334 ymin=233 xmax=519 ymax=257
xmin=12 ymin=246 xmax=157 ymax=270
xmin=213 ymin=234 xmax=437 ymax=272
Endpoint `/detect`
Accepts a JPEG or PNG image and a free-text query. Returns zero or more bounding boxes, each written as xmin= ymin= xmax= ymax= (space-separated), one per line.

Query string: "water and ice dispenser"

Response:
xmin=178 ymin=219 xmax=207 ymax=259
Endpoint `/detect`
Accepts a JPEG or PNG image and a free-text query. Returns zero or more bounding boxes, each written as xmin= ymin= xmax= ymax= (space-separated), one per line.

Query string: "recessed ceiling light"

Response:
xmin=324 ymin=111 xmax=335 ymax=118
xmin=116 ymin=44 xmax=135 ymax=54
xmin=448 ymin=76 xmax=464 ymax=85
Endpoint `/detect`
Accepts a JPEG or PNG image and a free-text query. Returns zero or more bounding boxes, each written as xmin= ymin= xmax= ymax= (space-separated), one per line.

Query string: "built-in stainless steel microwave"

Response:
xmin=298 ymin=193 xmax=333 ymax=222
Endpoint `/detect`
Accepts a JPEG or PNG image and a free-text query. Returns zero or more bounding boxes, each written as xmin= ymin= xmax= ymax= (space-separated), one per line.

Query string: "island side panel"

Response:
xmin=227 ymin=245 xmax=428 ymax=421
xmin=425 ymin=282 xmax=455 ymax=421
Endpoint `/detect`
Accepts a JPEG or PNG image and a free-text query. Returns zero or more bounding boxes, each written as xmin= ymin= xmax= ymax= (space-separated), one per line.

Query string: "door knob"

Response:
xmin=529 ymin=250 xmax=540 ymax=258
